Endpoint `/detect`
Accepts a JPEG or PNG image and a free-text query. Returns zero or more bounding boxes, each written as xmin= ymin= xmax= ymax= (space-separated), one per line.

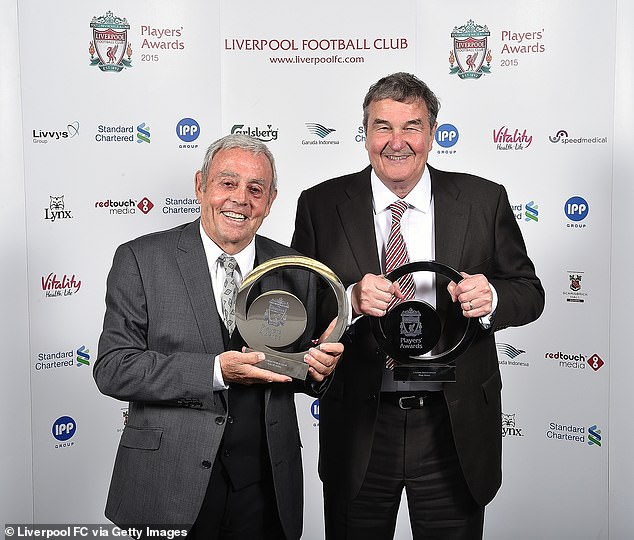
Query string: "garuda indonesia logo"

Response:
xmin=400 ymin=308 xmax=422 ymax=338
xmin=449 ymin=20 xmax=491 ymax=79
xmin=89 ymin=11 xmax=132 ymax=72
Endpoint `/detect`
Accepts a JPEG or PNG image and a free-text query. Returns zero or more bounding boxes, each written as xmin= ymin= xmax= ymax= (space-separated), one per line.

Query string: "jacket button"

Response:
xmin=215 ymin=416 xmax=225 ymax=425
xmin=201 ymin=460 xmax=211 ymax=469
xmin=223 ymin=450 xmax=230 ymax=458
xmin=227 ymin=416 xmax=234 ymax=424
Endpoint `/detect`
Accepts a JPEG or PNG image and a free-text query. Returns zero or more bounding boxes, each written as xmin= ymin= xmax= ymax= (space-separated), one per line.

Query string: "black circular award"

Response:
xmin=370 ymin=261 xmax=478 ymax=382
xmin=235 ymin=256 xmax=348 ymax=380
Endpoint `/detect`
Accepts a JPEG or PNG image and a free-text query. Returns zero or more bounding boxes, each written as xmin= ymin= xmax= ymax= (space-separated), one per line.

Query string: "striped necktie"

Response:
xmin=385 ymin=200 xmax=416 ymax=307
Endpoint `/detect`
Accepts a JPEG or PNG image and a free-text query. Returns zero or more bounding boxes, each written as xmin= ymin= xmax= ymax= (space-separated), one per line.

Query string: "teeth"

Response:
xmin=386 ymin=155 xmax=411 ymax=161
xmin=222 ymin=211 xmax=246 ymax=221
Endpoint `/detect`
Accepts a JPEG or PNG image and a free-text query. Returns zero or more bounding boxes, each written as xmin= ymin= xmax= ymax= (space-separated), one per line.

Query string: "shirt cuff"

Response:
xmin=479 ymin=282 xmax=498 ymax=329
xmin=213 ymin=354 xmax=229 ymax=390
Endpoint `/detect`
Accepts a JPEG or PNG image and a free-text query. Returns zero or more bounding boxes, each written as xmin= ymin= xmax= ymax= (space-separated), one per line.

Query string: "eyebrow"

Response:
xmin=372 ymin=118 xmax=424 ymax=127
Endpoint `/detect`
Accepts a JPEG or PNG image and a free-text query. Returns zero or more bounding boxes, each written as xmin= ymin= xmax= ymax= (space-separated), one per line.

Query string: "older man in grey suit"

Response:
xmin=94 ymin=134 xmax=342 ymax=540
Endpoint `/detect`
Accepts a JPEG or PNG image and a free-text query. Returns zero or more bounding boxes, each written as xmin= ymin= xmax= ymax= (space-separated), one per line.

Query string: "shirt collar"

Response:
xmin=370 ymin=165 xmax=432 ymax=214
xmin=199 ymin=222 xmax=256 ymax=277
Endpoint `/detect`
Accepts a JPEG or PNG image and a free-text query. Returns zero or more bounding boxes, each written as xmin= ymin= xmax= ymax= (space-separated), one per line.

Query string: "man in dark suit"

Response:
xmin=292 ymin=73 xmax=544 ymax=539
xmin=94 ymin=134 xmax=343 ymax=540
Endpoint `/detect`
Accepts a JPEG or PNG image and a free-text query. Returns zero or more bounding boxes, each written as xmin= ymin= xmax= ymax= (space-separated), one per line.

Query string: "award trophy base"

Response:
xmin=394 ymin=363 xmax=456 ymax=382
xmin=250 ymin=349 xmax=310 ymax=379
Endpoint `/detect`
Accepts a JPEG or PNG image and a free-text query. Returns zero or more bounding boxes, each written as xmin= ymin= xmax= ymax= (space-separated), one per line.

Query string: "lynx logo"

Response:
xmin=44 ymin=196 xmax=73 ymax=222
xmin=435 ymin=124 xmax=459 ymax=148
xmin=449 ymin=20 xmax=492 ymax=79
xmin=52 ymin=416 xmax=76 ymax=448
xmin=176 ymin=118 xmax=200 ymax=148
xmin=502 ymin=413 xmax=524 ymax=437
xmin=89 ymin=12 xmax=132 ymax=72
xmin=311 ymin=399 xmax=319 ymax=420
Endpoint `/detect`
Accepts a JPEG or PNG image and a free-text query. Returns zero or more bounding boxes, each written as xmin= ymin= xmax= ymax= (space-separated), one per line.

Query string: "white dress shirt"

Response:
xmin=199 ymin=222 xmax=256 ymax=390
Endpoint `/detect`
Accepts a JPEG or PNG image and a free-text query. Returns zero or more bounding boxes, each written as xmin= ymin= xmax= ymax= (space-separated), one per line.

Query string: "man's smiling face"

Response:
xmin=365 ymin=98 xmax=437 ymax=196
xmin=195 ymin=147 xmax=277 ymax=254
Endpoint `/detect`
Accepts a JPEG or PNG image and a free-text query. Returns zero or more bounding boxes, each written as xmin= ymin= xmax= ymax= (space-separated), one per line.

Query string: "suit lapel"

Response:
xmin=176 ymin=219 xmax=225 ymax=354
xmin=337 ymin=166 xmax=382 ymax=276
xmin=431 ymin=166 xmax=470 ymax=270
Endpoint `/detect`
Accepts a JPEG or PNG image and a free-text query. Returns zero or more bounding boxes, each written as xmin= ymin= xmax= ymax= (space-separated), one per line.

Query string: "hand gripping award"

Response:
xmin=370 ymin=260 xmax=478 ymax=382
xmin=235 ymin=255 xmax=349 ymax=379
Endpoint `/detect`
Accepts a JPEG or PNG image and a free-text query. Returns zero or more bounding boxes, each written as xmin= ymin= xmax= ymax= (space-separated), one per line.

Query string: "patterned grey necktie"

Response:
xmin=218 ymin=254 xmax=238 ymax=335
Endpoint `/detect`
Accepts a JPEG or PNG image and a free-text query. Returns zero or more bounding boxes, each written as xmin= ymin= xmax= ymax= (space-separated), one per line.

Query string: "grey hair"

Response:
xmin=198 ymin=134 xmax=277 ymax=192
xmin=362 ymin=72 xmax=440 ymax=131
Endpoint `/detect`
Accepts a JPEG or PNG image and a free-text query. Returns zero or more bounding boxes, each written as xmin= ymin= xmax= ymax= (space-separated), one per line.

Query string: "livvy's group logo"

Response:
xmin=89 ymin=11 xmax=132 ymax=72
xmin=449 ymin=20 xmax=492 ymax=79
xmin=32 ymin=122 xmax=80 ymax=144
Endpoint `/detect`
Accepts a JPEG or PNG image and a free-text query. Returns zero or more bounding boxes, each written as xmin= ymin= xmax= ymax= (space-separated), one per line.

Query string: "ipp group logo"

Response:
xmin=89 ymin=12 xmax=132 ymax=72
xmin=32 ymin=121 xmax=80 ymax=144
xmin=449 ymin=20 xmax=492 ymax=79
xmin=302 ymin=123 xmax=339 ymax=146
xmin=176 ymin=118 xmax=200 ymax=148
xmin=310 ymin=399 xmax=319 ymax=427
xmin=435 ymin=124 xmax=458 ymax=154
xmin=52 ymin=415 xmax=77 ymax=449
xmin=564 ymin=196 xmax=589 ymax=228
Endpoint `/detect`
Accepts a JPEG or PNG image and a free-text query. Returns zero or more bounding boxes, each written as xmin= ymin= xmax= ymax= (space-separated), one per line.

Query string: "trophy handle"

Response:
xmin=370 ymin=260 xmax=478 ymax=365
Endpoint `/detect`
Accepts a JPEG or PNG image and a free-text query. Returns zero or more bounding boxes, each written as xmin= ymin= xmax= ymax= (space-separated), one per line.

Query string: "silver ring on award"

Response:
xmin=235 ymin=255 xmax=348 ymax=380
xmin=370 ymin=260 xmax=478 ymax=382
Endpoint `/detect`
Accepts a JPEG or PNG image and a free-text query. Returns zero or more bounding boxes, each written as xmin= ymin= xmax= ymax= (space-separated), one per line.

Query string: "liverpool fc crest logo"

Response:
xmin=89 ymin=11 xmax=132 ymax=72
xmin=449 ymin=20 xmax=492 ymax=79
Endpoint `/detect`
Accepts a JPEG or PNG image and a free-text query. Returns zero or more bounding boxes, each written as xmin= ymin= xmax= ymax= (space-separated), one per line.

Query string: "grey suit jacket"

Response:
xmin=292 ymin=165 xmax=544 ymax=506
xmin=94 ymin=218 xmax=318 ymax=539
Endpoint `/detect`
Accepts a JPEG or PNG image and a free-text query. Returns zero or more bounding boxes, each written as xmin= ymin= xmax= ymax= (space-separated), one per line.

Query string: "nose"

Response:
xmin=231 ymin=183 xmax=249 ymax=205
xmin=389 ymin=131 xmax=405 ymax=151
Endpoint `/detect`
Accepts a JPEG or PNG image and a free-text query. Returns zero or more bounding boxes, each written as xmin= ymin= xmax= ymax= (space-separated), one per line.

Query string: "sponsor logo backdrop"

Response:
xmin=12 ymin=0 xmax=616 ymax=538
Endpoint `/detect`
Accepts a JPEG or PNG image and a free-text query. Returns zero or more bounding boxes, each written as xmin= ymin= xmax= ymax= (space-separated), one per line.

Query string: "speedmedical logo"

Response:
xmin=52 ymin=415 xmax=77 ymax=449
xmin=549 ymin=129 xmax=608 ymax=145
xmin=435 ymin=124 xmax=458 ymax=154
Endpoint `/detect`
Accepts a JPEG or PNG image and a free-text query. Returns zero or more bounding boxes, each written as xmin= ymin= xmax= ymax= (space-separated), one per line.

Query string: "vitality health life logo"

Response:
xmin=89 ymin=11 xmax=132 ymax=72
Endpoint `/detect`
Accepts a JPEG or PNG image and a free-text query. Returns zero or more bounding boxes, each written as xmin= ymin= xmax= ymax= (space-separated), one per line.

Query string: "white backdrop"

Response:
xmin=1 ymin=1 xmax=632 ymax=538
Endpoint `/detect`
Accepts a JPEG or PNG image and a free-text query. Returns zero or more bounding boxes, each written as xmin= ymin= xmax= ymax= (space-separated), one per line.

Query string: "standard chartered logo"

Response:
xmin=588 ymin=425 xmax=602 ymax=446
